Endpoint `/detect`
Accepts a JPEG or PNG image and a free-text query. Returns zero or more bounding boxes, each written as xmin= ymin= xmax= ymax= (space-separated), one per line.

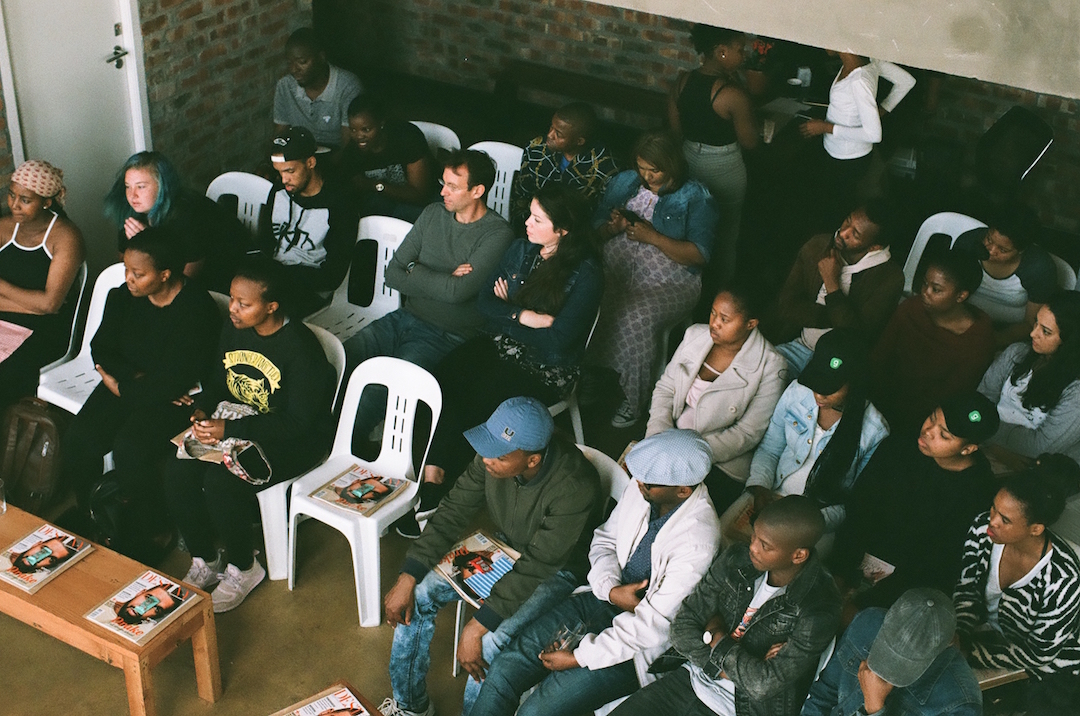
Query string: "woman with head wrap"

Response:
xmin=0 ymin=159 xmax=85 ymax=407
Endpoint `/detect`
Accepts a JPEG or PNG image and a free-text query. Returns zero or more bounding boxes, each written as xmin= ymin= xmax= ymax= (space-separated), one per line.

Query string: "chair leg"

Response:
xmin=258 ymin=487 xmax=289 ymax=581
xmin=569 ymin=394 xmax=585 ymax=445
xmin=452 ymin=600 xmax=465 ymax=677
xmin=287 ymin=508 xmax=302 ymax=591
xmin=351 ymin=521 xmax=383 ymax=627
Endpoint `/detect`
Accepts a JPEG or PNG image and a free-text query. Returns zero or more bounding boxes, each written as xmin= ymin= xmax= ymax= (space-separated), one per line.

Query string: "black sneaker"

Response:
xmin=415 ymin=481 xmax=447 ymax=522
xmin=394 ymin=512 xmax=422 ymax=539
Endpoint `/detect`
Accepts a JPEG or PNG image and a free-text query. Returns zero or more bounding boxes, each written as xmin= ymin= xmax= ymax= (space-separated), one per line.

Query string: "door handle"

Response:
xmin=106 ymin=45 xmax=128 ymax=69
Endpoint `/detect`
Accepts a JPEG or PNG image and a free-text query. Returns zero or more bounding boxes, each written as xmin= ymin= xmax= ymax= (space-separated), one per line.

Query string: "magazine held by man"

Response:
xmin=0 ymin=523 xmax=94 ymax=594
xmin=270 ymin=682 xmax=371 ymax=716
xmin=433 ymin=531 xmax=520 ymax=609
xmin=309 ymin=464 xmax=409 ymax=518
xmin=84 ymin=569 xmax=200 ymax=645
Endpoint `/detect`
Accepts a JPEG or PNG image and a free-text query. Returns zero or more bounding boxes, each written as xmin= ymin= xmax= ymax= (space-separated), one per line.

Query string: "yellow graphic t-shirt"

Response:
xmin=223 ymin=350 xmax=282 ymax=414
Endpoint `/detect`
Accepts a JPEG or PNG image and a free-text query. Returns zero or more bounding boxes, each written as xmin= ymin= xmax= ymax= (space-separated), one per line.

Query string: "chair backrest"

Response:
xmin=577 ymin=444 xmax=631 ymax=506
xmin=468 ymin=141 xmax=524 ymax=222
xmin=205 ymin=171 xmax=274 ymax=234
xmin=78 ymin=263 xmax=128 ymax=357
xmin=208 ymin=290 xmax=231 ymax=317
xmin=333 ymin=357 xmax=443 ymax=481
xmin=304 ymin=323 xmax=347 ymax=407
xmin=902 ymin=212 xmax=987 ymax=294
xmin=57 ymin=262 xmax=89 ymax=362
xmin=410 ymin=121 xmax=461 ymax=155
xmin=1051 ymin=253 xmax=1078 ymax=291
xmin=335 ymin=215 xmax=413 ymax=315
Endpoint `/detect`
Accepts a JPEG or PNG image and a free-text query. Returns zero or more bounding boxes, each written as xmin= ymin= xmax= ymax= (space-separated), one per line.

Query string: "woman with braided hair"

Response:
xmin=0 ymin=160 xmax=85 ymax=407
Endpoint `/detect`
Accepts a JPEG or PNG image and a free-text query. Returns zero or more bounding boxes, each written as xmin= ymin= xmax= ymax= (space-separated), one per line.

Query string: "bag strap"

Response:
xmin=11 ymin=418 xmax=40 ymax=478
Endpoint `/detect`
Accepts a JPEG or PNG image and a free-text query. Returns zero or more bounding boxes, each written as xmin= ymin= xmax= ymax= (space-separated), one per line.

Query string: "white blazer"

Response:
xmin=574 ymin=480 xmax=721 ymax=685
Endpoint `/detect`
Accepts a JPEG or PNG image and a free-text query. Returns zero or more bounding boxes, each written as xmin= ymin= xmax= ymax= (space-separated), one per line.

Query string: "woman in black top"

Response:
xmin=165 ymin=257 xmax=334 ymax=613
xmin=340 ymin=94 xmax=436 ymax=221
xmin=0 ymin=160 xmax=85 ymax=408
xmin=62 ymin=228 xmax=220 ymax=514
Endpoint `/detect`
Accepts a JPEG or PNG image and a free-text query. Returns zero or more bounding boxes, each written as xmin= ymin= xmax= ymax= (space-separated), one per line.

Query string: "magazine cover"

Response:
xmin=270 ymin=683 xmax=371 ymax=716
xmin=0 ymin=523 xmax=94 ymax=594
xmin=84 ymin=569 xmax=200 ymax=645
xmin=309 ymin=464 xmax=408 ymax=518
xmin=433 ymin=531 xmax=520 ymax=609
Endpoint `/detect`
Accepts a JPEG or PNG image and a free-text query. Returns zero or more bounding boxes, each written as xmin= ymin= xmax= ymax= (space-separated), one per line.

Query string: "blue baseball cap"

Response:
xmin=464 ymin=397 xmax=554 ymax=459
xmin=626 ymin=429 xmax=713 ymax=486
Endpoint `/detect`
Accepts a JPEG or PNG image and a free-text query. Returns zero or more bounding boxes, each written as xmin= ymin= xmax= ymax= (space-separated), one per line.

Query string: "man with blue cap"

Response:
xmin=381 ymin=396 xmax=602 ymax=716
xmin=469 ymin=429 xmax=722 ymax=716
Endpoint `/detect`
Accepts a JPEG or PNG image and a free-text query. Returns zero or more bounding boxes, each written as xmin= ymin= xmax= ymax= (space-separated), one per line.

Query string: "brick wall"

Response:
xmin=359 ymin=0 xmax=1080 ymax=234
xmin=140 ymin=0 xmax=311 ymax=189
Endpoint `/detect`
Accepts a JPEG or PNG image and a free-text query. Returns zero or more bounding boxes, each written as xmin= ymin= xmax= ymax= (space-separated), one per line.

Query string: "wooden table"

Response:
xmin=0 ymin=506 xmax=221 ymax=716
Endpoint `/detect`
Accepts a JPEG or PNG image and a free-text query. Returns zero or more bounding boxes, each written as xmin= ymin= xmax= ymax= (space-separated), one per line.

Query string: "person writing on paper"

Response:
xmin=380 ymin=397 xmax=603 ymax=716
xmin=469 ymin=430 xmax=722 ymax=716
xmin=0 ymin=160 xmax=85 ymax=408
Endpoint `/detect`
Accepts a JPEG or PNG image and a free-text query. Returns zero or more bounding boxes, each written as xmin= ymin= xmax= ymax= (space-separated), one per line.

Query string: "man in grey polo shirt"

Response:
xmin=273 ymin=27 xmax=363 ymax=149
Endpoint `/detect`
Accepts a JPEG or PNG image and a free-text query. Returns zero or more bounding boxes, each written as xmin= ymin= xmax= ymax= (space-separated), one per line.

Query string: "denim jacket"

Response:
xmin=593 ymin=170 xmax=720 ymax=270
xmin=670 ymin=543 xmax=841 ymax=716
xmin=802 ymin=608 xmax=982 ymax=716
xmin=477 ymin=238 xmax=603 ymax=366
xmin=746 ymin=381 xmax=890 ymax=530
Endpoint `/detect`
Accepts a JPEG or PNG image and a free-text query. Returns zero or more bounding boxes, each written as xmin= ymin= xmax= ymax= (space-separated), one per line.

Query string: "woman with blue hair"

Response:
xmin=104 ymin=151 xmax=246 ymax=291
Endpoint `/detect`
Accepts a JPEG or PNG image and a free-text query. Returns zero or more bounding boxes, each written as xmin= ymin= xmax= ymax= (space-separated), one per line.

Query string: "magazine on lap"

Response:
xmin=433 ymin=531 xmax=520 ymax=609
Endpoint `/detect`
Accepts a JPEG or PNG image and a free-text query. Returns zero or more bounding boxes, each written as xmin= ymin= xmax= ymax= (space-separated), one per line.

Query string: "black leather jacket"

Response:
xmin=670 ymin=543 xmax=841 ymax=716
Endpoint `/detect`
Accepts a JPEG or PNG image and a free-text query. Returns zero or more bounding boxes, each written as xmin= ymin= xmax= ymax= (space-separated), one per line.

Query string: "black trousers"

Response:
xmin=427 ymin=337 xmax=560 ymax=483
xmin=610 ymin=667 xmax=715 ymax=716
xmin=62 ymin=383 xmax=191 ymax=509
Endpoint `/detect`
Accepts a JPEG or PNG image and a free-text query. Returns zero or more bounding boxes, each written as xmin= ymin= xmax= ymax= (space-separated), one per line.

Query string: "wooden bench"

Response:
xmin=0 ymin=506 xmax=221 ymax=716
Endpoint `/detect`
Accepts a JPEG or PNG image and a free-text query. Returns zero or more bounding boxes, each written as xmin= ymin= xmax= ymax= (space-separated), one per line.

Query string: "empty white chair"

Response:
xmin=287 ymin=357 xmax=442 ymax=626
xmin=305 ymin=216 xmax=413 ymax=342
xmin=1051 ymin=253 xmax=1078 ymax=291
xmin=547 ymin=309 xmax=601 ymax=444
xmin=255 ymin=323 xmax=346 ymax=582
xmin=37 ymin=263 xmax=127 ymax=414
xmin=410 ymin=120 xmax=461 ymax=155
xmin=38 ymin=261 xmax=89 ymax=376
xmin=205 ymin=171 xmax=274 ymax=234
xmin=901 ymin=212 xmax=987 ymax=295
xmin=468 ymin=141 xmax=524 ymax=222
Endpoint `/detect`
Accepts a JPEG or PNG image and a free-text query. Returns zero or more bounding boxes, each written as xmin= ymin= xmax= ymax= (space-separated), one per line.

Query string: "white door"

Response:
xmin=1 ymin=0 xmax=151 ymax=271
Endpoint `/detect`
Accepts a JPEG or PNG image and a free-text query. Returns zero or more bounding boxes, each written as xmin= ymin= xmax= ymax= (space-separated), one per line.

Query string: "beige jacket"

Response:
xmin=646 ymin=324 xmax=788 ymax=481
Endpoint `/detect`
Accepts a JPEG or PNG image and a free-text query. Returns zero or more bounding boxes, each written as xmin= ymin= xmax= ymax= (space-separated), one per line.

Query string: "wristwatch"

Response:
xmin=375 ymin=182 xmax=386 ymax=193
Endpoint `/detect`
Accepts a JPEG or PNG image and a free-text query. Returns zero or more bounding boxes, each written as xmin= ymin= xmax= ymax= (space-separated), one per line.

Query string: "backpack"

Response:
xmin=87 ymin=473 xmax=176 ymax=566
xmin=0 ymin=397 xmax=67 ymax=515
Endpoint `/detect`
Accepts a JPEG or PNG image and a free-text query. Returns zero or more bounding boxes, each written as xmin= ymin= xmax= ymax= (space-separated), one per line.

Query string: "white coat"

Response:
xmin=573 ymin=480 xmax=721 ymax=686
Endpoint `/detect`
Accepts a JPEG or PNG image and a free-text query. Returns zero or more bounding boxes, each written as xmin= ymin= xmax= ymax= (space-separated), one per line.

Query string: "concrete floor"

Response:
xmin=1 ymin=520 xmax=467 ymax=716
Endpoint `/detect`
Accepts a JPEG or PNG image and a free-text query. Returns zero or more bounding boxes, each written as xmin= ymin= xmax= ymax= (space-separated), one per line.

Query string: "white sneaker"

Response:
xmin=378 ymin=697 xmax=434 ymax=716
xmin=182 ymin=550 xmax=224 ymax=590
xmin=210 ymin=560 xmax=266 ymax=613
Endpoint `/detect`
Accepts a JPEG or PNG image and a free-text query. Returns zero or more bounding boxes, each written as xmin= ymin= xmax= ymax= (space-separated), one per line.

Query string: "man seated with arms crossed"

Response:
xmin=273 ymin=27 xmax=363 ymax=150
xmin=802 ymin=588 xmax=981 ymax=716
xmin=380 ymin=397 xmax=603 ymax=716
xmin=771 ymin=199 xmax=904 ymax=376
xmin=469 ymin=429 xmax=722 ymax=716
xmin=510 ymin=102 xmax=618 ymax=230
xmin=344 ymin=149 xmax=512 ymax=456
xmin=611 ymin=495 xmax=841 ymax=716
xmin=261 ymin=125 xmax=359 ymax=316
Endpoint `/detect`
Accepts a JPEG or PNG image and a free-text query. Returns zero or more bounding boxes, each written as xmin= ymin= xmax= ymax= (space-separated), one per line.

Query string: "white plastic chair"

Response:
xmin=1051 ymin=253 xmax=1077 ymax=291
xmin=901 ymin=212 xmax=987 ymax=295
xmin=287 ymin=357 xmax=442 ymax=626
xmin=254 ymin=323 xmax=346 ymax=582
xmin=37 ymin=263 xmax=127 ymax=414
xmin=305 ymin=216 xmax=413 ymax=342
xmin=205 ymin=171 xmax=273 ymax=234
xmin=547 ymin=309 xmax=601 ymax=444
xmin=410 ymin=120 xmax=461 ymax=155
xmin=468 ymin=141 xmax=524 ymax=222
xmin=452 ymin=443 xmax=630 ymax=676
xmin=38 ymin=261 xmax=89 ymax=375
xmin=208 ymin=290 xmax=230 ymax=317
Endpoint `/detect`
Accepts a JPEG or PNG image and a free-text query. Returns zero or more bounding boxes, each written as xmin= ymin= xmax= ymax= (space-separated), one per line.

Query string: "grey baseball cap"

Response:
xmin=867 ymin=588 xmax=956 ymax=687
xmin=464 ymin=396 xmax=554 ymax=459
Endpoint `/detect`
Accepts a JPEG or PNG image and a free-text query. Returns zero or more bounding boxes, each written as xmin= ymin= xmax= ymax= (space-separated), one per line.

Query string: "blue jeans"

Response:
xmin=775 ymin=338 xmax=813 ymax=378
xmin=388 ymin=568 xmax=578 ymax=714
xmin=342 ymin=309 xmax=465 ymax=439
xmin=469 ymin=592 xmax=639 ymax=716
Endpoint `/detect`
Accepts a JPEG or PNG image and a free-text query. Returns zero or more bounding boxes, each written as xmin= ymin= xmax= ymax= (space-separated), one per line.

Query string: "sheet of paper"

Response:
xmin=0 ymin=320 xmax=32 ymax=363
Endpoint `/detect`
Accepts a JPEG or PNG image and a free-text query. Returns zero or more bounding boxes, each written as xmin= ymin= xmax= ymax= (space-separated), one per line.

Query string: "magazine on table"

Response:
xmin=269 ymin=682 xmax=371 ymax=716
xmin=84 ymin=569 xmax=200 ymax=645
xmin=309 ymin=464 xmax=409 ymax=518
xmin=0 ymin=523 xmax=94 ymax=594
xmin=433 ymin=531 xmax=520 ymax=609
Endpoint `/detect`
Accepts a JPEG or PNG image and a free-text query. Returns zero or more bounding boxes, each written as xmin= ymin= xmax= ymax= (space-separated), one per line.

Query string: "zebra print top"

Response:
xmin=953 ymin=511 xmax=1080 ymax=676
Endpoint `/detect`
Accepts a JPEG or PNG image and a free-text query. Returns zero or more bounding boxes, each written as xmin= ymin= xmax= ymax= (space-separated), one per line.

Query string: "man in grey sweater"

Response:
xmin=343 ymin=148 xmax=513 ymax=438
